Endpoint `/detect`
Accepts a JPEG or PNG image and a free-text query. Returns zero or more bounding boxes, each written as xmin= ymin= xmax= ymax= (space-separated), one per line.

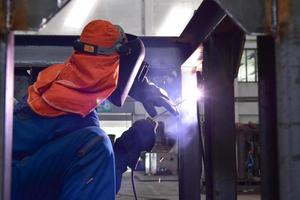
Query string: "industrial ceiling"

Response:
xmin=35 ymin=0 xmax=203 ymax=36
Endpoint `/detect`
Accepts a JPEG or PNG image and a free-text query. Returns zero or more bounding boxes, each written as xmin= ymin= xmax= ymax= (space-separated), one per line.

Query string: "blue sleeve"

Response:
xmin=13 ymin=98 xmax=100 ymax=160
xmin=113 ymin=139 xmax=129 ymax=193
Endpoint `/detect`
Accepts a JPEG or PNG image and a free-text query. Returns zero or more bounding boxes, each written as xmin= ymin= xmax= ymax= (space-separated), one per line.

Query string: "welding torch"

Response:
xmin=150 ymin=99 xmax=186 ymax=120
xmin=144 ymin=99 xmax=186 ymax=134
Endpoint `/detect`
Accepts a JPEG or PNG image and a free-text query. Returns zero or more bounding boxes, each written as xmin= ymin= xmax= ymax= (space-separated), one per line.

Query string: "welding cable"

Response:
xmin=196 ymin=94 xmax=207 ymax=189
xmin=131 ymin=161 xmax=139 ymax=200
xmin=131 ymin=169 xmax=138 ymax=200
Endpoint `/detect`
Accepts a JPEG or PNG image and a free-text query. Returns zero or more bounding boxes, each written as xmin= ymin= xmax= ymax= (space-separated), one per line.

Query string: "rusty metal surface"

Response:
xmin=0 ymin=0 xmax=4 ymax=33
xmin=11 ymin=0 xmax=70 ymax=30
xmin=276 ymin=0 xmax=299 ymax=40
xmin=0 ymin=0 xmax=8 ymax=35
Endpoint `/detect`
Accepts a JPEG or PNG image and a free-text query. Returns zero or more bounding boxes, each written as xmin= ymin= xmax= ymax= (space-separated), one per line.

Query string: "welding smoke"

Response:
xmin=153 ymin=78 xmax=203 ymax=150
xmin=153 ymin=95 xmax=201 ymax=150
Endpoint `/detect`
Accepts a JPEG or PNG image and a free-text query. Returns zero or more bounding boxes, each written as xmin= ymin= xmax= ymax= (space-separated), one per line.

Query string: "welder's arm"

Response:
xmin=113 ymin=119 xmax=157 ymax=193
xmin=129 ymin=77 xmax=179 ymax=117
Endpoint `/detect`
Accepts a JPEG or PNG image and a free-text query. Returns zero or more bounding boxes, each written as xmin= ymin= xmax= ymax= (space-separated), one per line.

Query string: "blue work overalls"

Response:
xmin=12 ymin=98 xmax=125 ymax=200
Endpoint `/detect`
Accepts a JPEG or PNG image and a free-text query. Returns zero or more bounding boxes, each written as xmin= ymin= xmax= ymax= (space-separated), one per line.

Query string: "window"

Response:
xmin=238 ymin=49 xmax=258 ymax=82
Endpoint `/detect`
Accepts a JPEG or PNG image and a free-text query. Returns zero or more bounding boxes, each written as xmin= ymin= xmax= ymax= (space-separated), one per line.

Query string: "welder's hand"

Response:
xmin=114 ymin=119 xmax=158 ymax=169
xmin=129 ymin=77 xmax=179 ymax=117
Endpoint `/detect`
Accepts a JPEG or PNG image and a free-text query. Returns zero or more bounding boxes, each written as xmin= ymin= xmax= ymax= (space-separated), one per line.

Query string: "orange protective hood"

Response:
xmin=27 ymin=53 xmax=119 ymax=117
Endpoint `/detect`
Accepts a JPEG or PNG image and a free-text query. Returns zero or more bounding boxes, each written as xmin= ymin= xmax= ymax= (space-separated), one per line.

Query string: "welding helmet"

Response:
xmin=108 ymin=33 xmax=146 ymax=106
xmin=73 ymin=20 xmax=147 ymax=106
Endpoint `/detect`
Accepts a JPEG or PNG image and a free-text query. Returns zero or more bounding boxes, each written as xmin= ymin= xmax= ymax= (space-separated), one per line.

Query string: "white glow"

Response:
xmin=63 ymin=0 xmax=98 ymax=29
xmin=156 ymin=4 xmax=194 ymax=36
xmin=180 ymin=46 xmax=204 ymax=122
xmin=179 ymin=68 xmax=199 ymax=124
xmin=183 ymin=84 xmax=204 ymax=102
xmin=182 ymin=46 xmax=203 ymax=71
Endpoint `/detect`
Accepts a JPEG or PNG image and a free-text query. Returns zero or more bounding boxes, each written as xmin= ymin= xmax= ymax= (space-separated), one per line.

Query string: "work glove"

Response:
xmin=114 ymin=118 xmax=158 ymax=169
xmin=129 ymin=77 xmax=179 ymax=117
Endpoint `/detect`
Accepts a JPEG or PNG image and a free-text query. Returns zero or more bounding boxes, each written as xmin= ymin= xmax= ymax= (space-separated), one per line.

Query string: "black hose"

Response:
xmin=131 ymin=170 xmax=138 ymax=200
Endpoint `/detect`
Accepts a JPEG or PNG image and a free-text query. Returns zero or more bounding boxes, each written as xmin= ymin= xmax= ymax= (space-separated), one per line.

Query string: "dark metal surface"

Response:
xmin=236 ymin=132 xmax=246 ymax=179
xmin=15 ymin=45 xmax=72 ymax=67
xmin=178 ymin=72 xmax=202 ymax=200
xmin=141 ymin=37 xmax=192 ymax=71
xmin=179 ymin=2 xmax=245 ymax=76
xmin=203 ymin=33 xmax=245 ymax=200
xmin=15 ymin=35 xmax=192 ymax=68
xmin=275 ymin=0 xmax=300 ymax=199
xmin=257 ymin=36 xmax=279 ymax=200
xmin=212 ymin=16 xmax=246 ymax=78
xmin=178 ymin=119 xmax=202 ymax=200
xmin=15 ymin=35 xmax=76 ymax=67
xmin=179 ymin=0 xmax=226 ymax=49
xmin=11 ymin=0 xmax=71 ymax=30
xmin=0 ymin=32 xmax=14 ymax=200
xmin=212 ymin=0 xmax=271 ymax=34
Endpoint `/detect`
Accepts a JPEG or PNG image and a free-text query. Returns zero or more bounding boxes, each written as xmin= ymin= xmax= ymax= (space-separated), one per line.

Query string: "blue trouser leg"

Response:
xmin=12 ymin=126 xmax=116 ymax=200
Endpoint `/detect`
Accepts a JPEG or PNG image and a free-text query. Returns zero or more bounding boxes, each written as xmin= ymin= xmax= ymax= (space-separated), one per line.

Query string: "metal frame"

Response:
xmin=179 ymin=0 xmax=300 ymax=200
xmin=0 ymin=0 xmax=13 ymax=199
xmin=180 ymin=1 xmax=246 ymax=199
xmin=9 ymin=1 xmax=300 ymax=200
xmin=257 ymin=36 xmax=279 ymax=200
xmin=203 ymin=31 xmax=245 ymax=200
xmin=0 ymin=31 xmax=14 ymax=200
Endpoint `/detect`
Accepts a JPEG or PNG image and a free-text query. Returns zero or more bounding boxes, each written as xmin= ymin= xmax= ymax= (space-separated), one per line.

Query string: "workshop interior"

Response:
xmin=0 ymin=0 xmax=299 ymax=199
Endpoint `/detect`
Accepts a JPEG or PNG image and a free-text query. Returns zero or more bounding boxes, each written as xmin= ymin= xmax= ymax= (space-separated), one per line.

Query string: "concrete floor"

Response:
xmin=117 ymin=172 xmax=260 ymax=200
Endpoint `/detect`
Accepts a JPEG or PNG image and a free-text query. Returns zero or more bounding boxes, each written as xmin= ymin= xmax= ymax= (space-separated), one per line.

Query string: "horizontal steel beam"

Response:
xmin=14 ymin=35 xmax=192 ymax=69
xmin=213 ymin=0 xmax=272 ymax=35
xmin=11 ymin=0 xmax=71 ymax=30
xmin=179 ymin=0 xmax=226 ymax=49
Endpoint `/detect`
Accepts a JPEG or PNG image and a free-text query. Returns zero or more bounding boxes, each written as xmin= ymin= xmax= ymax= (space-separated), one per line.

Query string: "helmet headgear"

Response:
xmin=73 ymin=20 xmax=127 ymax=55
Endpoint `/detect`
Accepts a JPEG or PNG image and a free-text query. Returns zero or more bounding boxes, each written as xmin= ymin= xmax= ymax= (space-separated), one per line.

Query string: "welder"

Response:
xmin=12 ymin=19 xmax=178 ymax=200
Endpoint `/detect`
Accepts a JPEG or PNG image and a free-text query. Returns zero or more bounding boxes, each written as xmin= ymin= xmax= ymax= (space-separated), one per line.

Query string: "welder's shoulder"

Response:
xmin=76 ymin=126 xmax=114 ymax=156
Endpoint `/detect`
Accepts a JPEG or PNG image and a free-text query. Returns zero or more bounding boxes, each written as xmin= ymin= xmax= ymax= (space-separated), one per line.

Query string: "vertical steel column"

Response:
xmin=0 ymin=0 xmax=14 ymax=199
xmin=276 ymin=0 xmax=300 ymax=199
xmin=178 ymin=71 xmax=202 ymax=200
xmin=203 ymin=34 xmax=238 ymax=200
xmin=257 ymin=36 xmax=279 ymax=200
xmin=178 ymin=122 xmax=202 ymax=200
xmin=0 ymin=32 xmax=14 ymax=200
